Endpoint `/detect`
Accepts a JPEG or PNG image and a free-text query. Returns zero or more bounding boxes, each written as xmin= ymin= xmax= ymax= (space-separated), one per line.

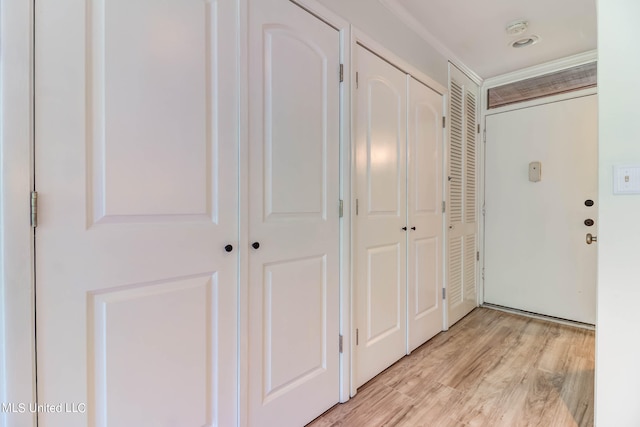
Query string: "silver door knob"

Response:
xmin=586 ymin=233 xmax=597 ymax=244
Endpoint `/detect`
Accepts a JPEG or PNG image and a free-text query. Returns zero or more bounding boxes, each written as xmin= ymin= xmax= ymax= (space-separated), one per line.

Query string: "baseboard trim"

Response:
xmin=481 ymin=303 xmax=595 ymax=331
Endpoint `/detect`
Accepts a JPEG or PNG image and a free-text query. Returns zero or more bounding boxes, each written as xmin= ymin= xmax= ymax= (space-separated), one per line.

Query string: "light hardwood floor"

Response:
xmin=308 ymin=308 xmax=594 ymax=427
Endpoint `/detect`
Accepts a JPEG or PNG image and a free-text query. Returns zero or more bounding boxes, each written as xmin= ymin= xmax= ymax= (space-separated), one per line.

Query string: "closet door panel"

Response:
xmin=407 ymin=77 xmax=444 ymax=352
xmin=35 ymin=0 xmax=239 ymax=426
xmin=355 ymin=46 xmax=407 ymax=387
xmin=248 ymin=1 xmax=341 ymax=425
xmin=447 ymin=66 xmax=479 ymax=327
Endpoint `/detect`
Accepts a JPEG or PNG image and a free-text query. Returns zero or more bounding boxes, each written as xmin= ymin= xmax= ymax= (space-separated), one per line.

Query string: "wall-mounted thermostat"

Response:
xmin=528 ymin=161 xmax=542 ymax=182
xmin=614 ymin=165 xmax=640 ymax=194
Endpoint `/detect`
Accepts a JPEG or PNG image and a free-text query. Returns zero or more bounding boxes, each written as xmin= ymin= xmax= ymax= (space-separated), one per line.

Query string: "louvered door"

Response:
xmin=447 ymin=65 xmax=479 ymax=327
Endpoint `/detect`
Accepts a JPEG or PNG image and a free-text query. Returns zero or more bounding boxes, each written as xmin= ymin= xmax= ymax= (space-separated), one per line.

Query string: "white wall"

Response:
xmin=316 ymin=0 xmax=449 ymax=86
xmin=596 ymin=0 xmax=640 ymax=425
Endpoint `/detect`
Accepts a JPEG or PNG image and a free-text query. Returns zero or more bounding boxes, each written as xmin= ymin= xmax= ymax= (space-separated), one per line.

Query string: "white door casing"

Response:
xmin=35 ymin=0 xmax=239 ymax=425
xmin=407 ymin=77 xmax=444 ymax=353
xmin=354 ymin=45 xmax=408 ymax=387
xmin=247 ymin=0 xmax=341 ymax=425
xmin=484 ymin=94 xmax=598 ymax=324
xmin=447 ymin=65 xmax=479 ymax=327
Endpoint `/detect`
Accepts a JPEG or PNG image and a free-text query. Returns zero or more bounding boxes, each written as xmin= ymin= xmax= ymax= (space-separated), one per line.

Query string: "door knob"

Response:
xmin=584 ymin=219 xmax=594 ymax=227
xmin=402 ymin=227 xmax=407 ymax=231
xmin=252 ymin=242 xmax=260 ymax=250
xmin=586 ymin=233 xmax=597 ymax=245
xmin=224 ymin=244 xmax=233 ymax=253
xmin=411 ymin=227 xmax=416 ymax=230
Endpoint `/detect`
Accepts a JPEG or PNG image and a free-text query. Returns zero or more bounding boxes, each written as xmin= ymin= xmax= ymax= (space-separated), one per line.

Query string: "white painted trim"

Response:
xmin=483 ymin=50 xmax=598 ymax=89
xmin=441 ymin=89 xmax=449 ymax=332
xmin=378 ymin=0 xmax=483 ymax=86
xmin=352 ymin=28 xmax=448 ymax=96
xmin=291 ymin=0 xmax=349 ymax=29
xmin=0 ymin=0 xmax=36 ymax=426
xmin=484 ymin=87 xmax=598 ymax=117
xmin=482 ymin=304 xmax=596 ymax=331
xmin=338 ymin=23 xmax=353 ymax=406
xmin=348 ymin=25 xmax=357 ymax=399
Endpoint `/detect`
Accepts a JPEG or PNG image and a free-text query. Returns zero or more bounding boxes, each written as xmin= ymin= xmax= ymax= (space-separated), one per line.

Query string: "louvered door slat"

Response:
xmin=465 ymin=91 xmax=477 ymax=224
xmin=464 ymin=235 xmax=476 ymax=301
xmin=449 ymin=236 xmax=463 ymax=304
xmin=449 ymin=81 xmax=463 ymax=224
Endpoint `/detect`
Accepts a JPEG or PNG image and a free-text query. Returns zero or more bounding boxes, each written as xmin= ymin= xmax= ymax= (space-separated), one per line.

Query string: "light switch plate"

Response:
xmin=614 ymin=165 xmax=640 ymax=194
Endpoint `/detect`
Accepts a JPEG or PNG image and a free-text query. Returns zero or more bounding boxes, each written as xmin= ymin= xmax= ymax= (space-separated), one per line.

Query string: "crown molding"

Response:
xmin=378 ymin=0 xmax=483 ymax=85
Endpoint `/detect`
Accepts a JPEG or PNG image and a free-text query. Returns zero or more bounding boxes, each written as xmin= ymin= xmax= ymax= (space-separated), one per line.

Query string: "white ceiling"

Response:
xmin=380 ymin=0 xmax=597 ymax=79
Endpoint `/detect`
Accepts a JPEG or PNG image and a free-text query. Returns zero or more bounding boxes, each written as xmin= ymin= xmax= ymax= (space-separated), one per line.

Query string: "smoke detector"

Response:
xmin=506 ymin=20 xmax=529 ymax=36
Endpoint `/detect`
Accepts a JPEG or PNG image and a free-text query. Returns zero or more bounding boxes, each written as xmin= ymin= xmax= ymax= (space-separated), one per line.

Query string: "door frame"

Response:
xmin=0 ymin=0 xmax=37 ymax=426
xmin=479 ymin=51 xmax=598 ymax=306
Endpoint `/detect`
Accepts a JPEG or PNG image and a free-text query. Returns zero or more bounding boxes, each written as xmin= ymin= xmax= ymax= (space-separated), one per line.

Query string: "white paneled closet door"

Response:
xmin=407 ymin=77 xmax=444 ymax=353
xmin=354 ymin=45 xmax=408 ymax=387
xmin=447 ymin=65 xmax=480 ymax=327
xmin=355 ymin=47 xmax=445 ymax=386
xmin=35 ymin=1 xmax=239 ymax=426
xmin=248 ymin=0 xmax=341 ymax=425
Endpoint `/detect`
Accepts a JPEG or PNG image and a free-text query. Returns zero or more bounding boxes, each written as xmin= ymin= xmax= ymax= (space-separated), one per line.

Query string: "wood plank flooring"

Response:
xmin=308 ymin=308 xmax=594 ymax=427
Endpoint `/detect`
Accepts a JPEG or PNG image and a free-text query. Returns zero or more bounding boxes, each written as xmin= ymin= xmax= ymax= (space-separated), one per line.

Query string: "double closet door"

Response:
xmin=354 ymin=46 xmax=445 ymax=387
xmin=34 ymin=0 xmax=341 ymax=426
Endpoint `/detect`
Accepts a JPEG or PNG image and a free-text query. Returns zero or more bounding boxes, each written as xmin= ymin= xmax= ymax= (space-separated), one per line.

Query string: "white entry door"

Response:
xmin=354 ymin=46 xmax=408 ymax=387
xmin=407 ymin=77 xmax=444 ymax=353
xmin=35 ymin=1 xmax=238 ymax=426
xmin=247 ymin=1 xmax=341 ymax=426
xmin=484 ymin=95 xmax=598 ymax=324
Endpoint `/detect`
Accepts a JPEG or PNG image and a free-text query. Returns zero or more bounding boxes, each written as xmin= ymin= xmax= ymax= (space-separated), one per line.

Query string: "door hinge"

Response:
xmin=339 ymin=199 xmax=344 ymax=218
xmin=339 ymin=335 xmax=343 ymax=353
xmin=482 ymin=268 xmax=485 ymax=280
xmin=442 ymin=116 xmax=446 ymax=128
xmin=339 ymin=64 xmax=344 ymax=83
xmin=30 ymin=191 xmax=38 ymax=228
xmin=356 ymin=72 xmax=359 ymax=89
xmin=483 ymin=129 xmax=486 ymax=143
xmin=477 ymin=251 xmax=480 ymax=261
xmin=355 ymin=198 xmax=359 ymax=215
xmin=477 ymin=123 xmax=480 ymax=134
xmin=442 ymin=201 xmax=446 ymax=213
xmin=356 ymin=328 xmax=359 ymax=346
xmin=442 ymin=288 xmax=446 ymax=299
